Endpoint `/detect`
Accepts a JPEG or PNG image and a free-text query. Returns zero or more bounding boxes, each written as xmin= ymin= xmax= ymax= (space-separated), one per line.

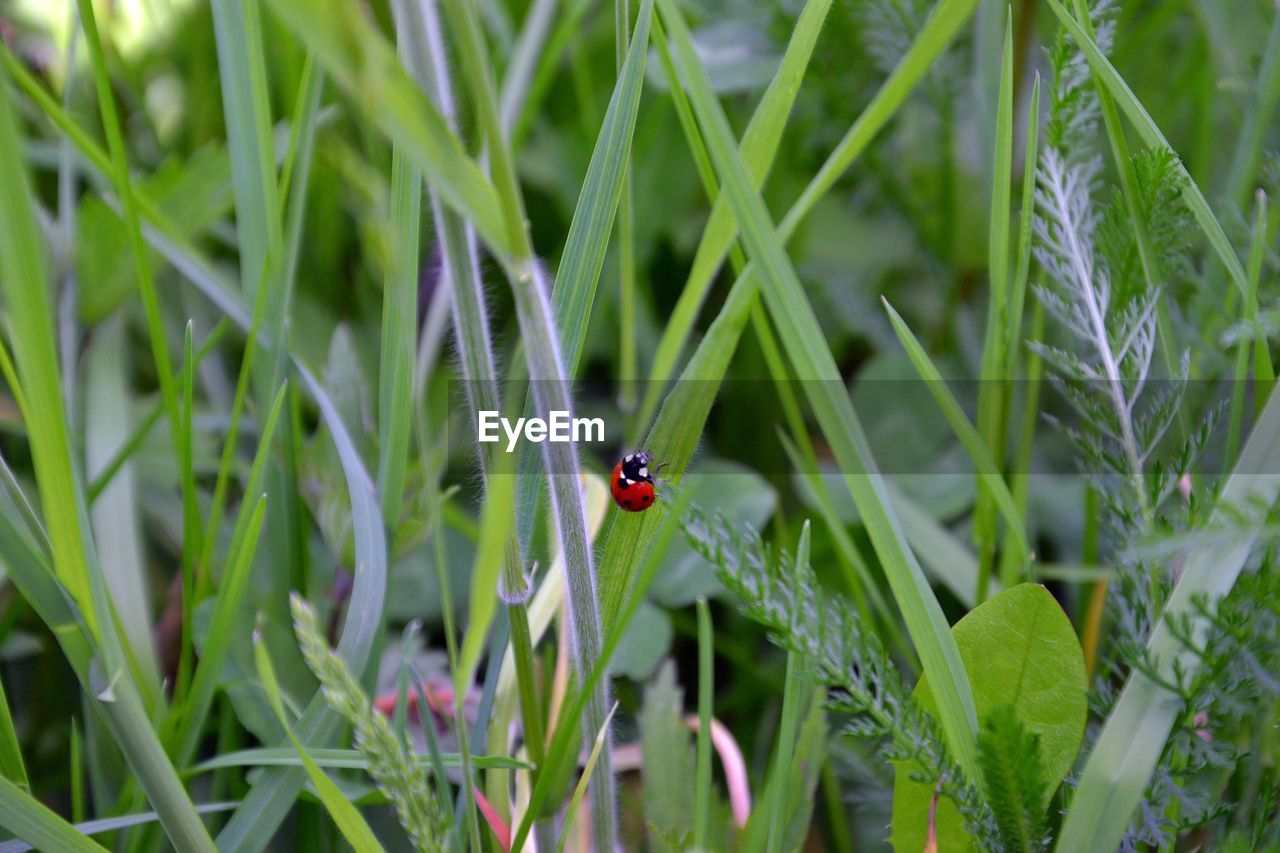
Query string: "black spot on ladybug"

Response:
xmin=623 ymin=499 xmax=634 ymax=508
xmin=641 ymin=494 xmax=651 ymax=503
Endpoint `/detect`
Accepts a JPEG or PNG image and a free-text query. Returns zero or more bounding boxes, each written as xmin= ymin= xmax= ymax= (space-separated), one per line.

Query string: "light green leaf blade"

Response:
xmin=0 ymin=775 xmax=105 ymax=853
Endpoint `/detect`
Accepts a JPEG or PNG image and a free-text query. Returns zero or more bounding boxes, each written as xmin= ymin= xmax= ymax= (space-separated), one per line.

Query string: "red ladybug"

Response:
xmin=610 ymin=451 xmax=663 ymax=512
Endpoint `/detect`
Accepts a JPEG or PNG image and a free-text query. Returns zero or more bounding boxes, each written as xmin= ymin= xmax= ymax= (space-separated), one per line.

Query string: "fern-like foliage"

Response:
xmin=291 ymin=594 xmax=448 ymax=852
xmin=976 ymin=705 xmax=1050 ymax=853
xmin=1036 ymin=4 xmax=1276 ymax=849
xmin=679 ymin=506 xmax=1001 ymax=847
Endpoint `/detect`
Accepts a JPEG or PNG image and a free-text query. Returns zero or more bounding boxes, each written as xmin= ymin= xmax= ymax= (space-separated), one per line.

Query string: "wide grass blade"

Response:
xmin=546 ymin=0 xmax=654 ymax=376
xmin=0 ymin=775 xmax=105 ymax=853
xmin=655 ymin=0 xmax=980 ymax=780
xmin=0 ymin=33 xmax=97 ymax=631
xmin=1056 ymin=386 xmax=1280 ymax=851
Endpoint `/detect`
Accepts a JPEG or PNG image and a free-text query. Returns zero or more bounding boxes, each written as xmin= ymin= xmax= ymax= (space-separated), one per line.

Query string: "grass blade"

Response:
xmin=882 ymin=300 xmax=1030 ymax=569
xmin=694 ymin=596 xmax=714 ymax=850
xmin=638 ymin=0 xmax=833 ymax=428
xmin=253 ymin=635 xmax=383 ymax=852
xmin=376 ymin=148 xmax=421 ymax=527
xmin=766 ymin=523 xmax=810 ymax=853
xmin=973 ymin=11 xmax=1015 ymax=601
xmin=0 ymin=775 xmax=105 ymax=853
xmin=655 ymin=0 xmax=980 ymax=781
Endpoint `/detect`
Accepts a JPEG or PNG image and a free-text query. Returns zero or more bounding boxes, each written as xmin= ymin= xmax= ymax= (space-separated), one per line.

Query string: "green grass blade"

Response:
xmin=548 ymin=0 xmax=654 ymax=376
xmin=0 ymin=775 xmax=105 ymax=853
xmin=655 ymin=0 xmax=980 ymax=780
xmin=169 ymin=381 xmax=282 ymax=766
xmin=638 ymin=0 xmax=833 ymax=426
xmin=211 ymin=0 xmax=283 ymax=354
xmin=191 ymin=748 xmax=527 ymax=774
xmin=253 ymin=635 xmax=384 ymax=852
xmin=0 ymin=30 xmax=97 ymax=631
xmin=1057 ymin=385 xmax=1280 ymax=850
xmin=555 ymin=702 xmax=619 ymax=853
xmin=0 ymin=676 xmax=26 ymax=792
xmin=83 ymin=316 xmax=160 ymax=689
xmin=1045 ymin=0 xmax=1249 ymax=295
xmin=694 ymin=596 xmax=714 ymax=849
xmin=766 ymin=522 xmax=810 ymax=853
xmin=973 ymin=11 xmax=1015 ymax=602
xmin=72 ymin=0 xmax=183 ymax=497
xmin=882 ymin=300 xmax=1030 ymax=568
xmin=376 ymin=148 xmax=421 ymax=527
xmin=1226 ymin=192 xmax=1269 ymax=462
xmin=262 ymin=0 xmax=510 ymax=256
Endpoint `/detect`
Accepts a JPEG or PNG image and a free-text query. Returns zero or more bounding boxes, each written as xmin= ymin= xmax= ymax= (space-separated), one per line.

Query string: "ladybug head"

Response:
xmin=620 ymin=450 xmax=655 ymax=483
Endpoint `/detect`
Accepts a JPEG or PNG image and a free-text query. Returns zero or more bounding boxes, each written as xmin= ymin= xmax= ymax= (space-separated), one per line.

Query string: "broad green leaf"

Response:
xmin=892 ymin=584 xmax=1087 ymax=853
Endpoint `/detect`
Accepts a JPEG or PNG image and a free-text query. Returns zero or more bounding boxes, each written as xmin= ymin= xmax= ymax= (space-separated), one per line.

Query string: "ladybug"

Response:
xmin=610 ymin=450 xmax=664 ymax=512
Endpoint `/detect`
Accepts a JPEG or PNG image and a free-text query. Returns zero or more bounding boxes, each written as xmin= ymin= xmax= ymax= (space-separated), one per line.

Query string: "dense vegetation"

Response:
xmin=0 ymin=0 xmax=1276 ymax=849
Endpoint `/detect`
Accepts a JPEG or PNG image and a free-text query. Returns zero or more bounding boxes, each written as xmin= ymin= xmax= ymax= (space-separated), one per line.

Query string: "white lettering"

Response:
xmin=574 ymin=416 xmax=604 ymax=443
xmin=479 ymin=410 xmax=605 ymax=451
xmin=478 ymin=411 xmax=499 ymax=443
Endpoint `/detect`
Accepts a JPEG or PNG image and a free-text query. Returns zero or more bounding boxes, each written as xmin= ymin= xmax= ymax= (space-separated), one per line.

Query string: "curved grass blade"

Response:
xmin=882 ymin=300 xmax=1030 ymax=568
xmin=253 ymin=636 xmax=383 ymax=852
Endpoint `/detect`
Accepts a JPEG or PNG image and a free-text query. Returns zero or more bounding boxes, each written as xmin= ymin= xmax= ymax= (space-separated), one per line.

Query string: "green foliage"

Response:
xmin=977 ymin=705 xmax=1049 ymax=853
xmin=0 ymin=0 xmax=1278 ymax=850
xmin=290 ymin=595 xmax=447 ymax=852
